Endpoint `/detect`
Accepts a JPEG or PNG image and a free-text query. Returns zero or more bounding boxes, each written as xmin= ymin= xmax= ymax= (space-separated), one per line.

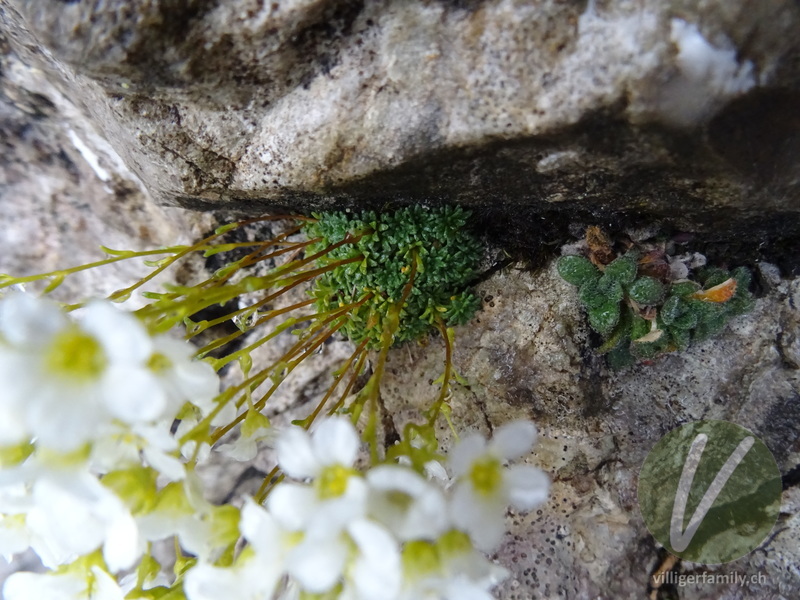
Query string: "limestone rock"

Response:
xmin=1 ymin=0 xmax=799 ymax=247
xmin=380 ymin=263 xmax=800 ymax=599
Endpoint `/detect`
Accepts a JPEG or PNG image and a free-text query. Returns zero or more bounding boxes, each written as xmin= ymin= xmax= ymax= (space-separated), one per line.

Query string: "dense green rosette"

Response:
xmin=302 ymin=206 xmax=483 ymax=347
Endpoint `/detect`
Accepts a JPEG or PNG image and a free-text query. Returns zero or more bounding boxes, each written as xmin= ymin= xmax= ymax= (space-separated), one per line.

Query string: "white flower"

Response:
xmin=0 ymin=296 xmax=144 ymax=450
xmin=148 ymin=335 xmax=219 ymax=417
xmin=367 ymin=465 xmax=449 ymax=541
xmin=217 ymin=411 xmax=274 ymax=462
xmin=0 ymin=294 xmax=219 ymax=452
xmin=267 ymin=475 xmax=369 ymax=592
xmin=265 ymin=418 xmax=404 ymax=595
xmin=270 ymin=417 xmax=367 ymax=540
xmin=276 ymin=416 xmax=360 ymax=480
xmin=91 ymin=422 xmax=185 ymax=481
xmin=398 ymin=530 xmax=507 ymax=600
xmin=136 ymin=474 xmax=238 ymax=561
xmin=185 ymin=498 xmax=292 ymax=600
xmin=25 ymin=469 xmax=142 ymax=571
xmin=0 ymin=458 xmax=141 ymax=572
xmin=4 ymin=565 xmax=125 ymax=600
xmin=448 ymin=421 xmax=549 ymax=551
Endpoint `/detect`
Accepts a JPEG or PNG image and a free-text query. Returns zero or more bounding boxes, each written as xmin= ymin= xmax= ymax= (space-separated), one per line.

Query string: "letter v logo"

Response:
xmin=638 ymin=420 xmax=781 ymax=564
xmin=669 ymin=433 xmax=754 ymax=552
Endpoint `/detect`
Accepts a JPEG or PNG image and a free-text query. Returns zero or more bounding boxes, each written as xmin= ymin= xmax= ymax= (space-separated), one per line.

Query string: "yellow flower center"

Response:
xmin=386 ymin=490 xmax=414 ymax=512
xmin=402 ymin=540 xmax=441 ymax=580
xmin=147 ymin=352 xmax=173 ymax=372
xmin=316 ymin=464 xmax=353 ymax=499
xmin=44 ymin=327 xmax=106 ymax=380
xmin=468 ymin=456 xmax=503 ymax=496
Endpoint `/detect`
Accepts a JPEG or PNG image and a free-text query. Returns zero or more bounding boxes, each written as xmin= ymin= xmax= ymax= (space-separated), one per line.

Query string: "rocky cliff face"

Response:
xmin=1 ymin=1 xmax=798 ymax=598
xmin=2 ymin=1 xmax=799 ymax=243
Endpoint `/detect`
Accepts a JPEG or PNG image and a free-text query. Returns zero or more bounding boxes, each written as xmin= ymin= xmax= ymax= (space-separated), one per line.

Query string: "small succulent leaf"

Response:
xmin=628 ymin=276 xmax=665 ymax=305
xmin=669 ymin=326 xmax=691 ymax=351
xmin=597 ymin=306 xmax=633 ymax=354
xmin=598 ymin=275 xmax=624 ymax=303
xmin=660 ymin=295 xmax=682 ymax=325
xmin=603 ymin=254 xmax=638 ymax=285
xmin=557 ymin=256 xmax=600 ymax=286
xmin=587 ymin=300 xmax=620 ymax=335
xmin=670 ymin=281 xmax=702 ymax=297
xmin=731 ymin=266 xmax=752 ymax=290
xmin=693 ymin=314 xmax=727 ymax=341
xmin=629 ymin=314 xmax=650 ymax=340
xmin=698 ymin=267 xmax=730 ymax=288
xmin=671 ymin=309 xmax=699 ymax=330
xmin=579 ymin=280 xmax=606 ymax=309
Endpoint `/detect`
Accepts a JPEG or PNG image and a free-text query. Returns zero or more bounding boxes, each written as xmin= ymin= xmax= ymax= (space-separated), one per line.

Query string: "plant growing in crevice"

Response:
xmin=557 ymin=226 xmax=755 ymax=368
xmin=0 ymin=205 xmax=552 ymax=600
xmin=1 ymin=205 xmax=482 ymax=466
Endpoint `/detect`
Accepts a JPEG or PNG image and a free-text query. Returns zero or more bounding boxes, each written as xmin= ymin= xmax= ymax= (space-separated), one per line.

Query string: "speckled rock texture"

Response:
xmin=380 ymin=263 xmax=800 ymax=599
xmin=1 ymin=0 xmax=800 ymax=247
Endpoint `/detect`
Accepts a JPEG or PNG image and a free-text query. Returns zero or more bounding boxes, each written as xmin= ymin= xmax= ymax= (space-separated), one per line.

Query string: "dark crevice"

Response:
xmin=782 ymin=464 xmax=800 ymax=490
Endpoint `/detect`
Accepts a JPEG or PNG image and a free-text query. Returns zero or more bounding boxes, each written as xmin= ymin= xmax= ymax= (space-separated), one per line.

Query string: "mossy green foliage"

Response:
xmin=557 ymin=253 xmax=754 ymax=369
xmin=302 ymin=206 xmax=482 ymax=348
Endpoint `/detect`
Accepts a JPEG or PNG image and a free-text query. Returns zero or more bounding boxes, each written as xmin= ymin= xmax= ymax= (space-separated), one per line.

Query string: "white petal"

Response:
xmin=0 ymin=515 xmax=31 ymax=559
xmin=450 ymin=482 xmax=506 ymax=552
xmin=91 ymin=566 xmax=126 ymax=600
xmin=3 ymin=571 xmax=85 ymax=600
xmin=448 ymin=434 xmax=487 ymax=478
xmin=367 ymin=466 xmax=448 ymax=541
xmin=0 ymin=402 xmax=29 ymax=447
xmin=103 ymin=367 xmax=166 ymax=423
xmin=103 ymin=511 xmax=141 ymax=572
xmin=240 ymin=498 xmax=284 ymax=562
xmin=348 ymin=519 xmax=401 ymax=600
xmin=184 ymin=563 xmax=232 ymax=600
xmin=505 ymin=465 xmax=550 ymax=511
xmin=423 ymin=459 xmax=450 ymax=483
xmin=490 ymin=421 xmax=537 ymax=461
xmin=82 ymin=301 xmax=152 ymax=364
xmin=172 ymin=360 xmax=220 ymax=406
xmin=287 ymin=536 xmax=347 ymax=593
xmin=27 ymin=384 xmax=103 ymax=451
xmin=266 ymin=483 xmax=317 ymax=531
xmin=0 ymin=293 xmax=67 ymax=347
xmin=28 ymin=477 xmax=103 ymax=556
xmin=152 ymin=336 xmax=194 ymax=362
xmin=306 ymin=476 xmax=368 ymax=539
xmin=311 ymin=417 xmax=359 ymax=467
xmin=367 ymin=465 xmax=427 ymax=494
xmin=143 ymin=448 xmax=185 ymax=481
xmin=276 ymin=427 xmax=319 ymax=479
xmin=0 ymin=350 xmax=35 ymax=412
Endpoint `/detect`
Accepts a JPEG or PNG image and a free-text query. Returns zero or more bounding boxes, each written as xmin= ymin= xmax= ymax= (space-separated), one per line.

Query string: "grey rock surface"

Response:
xmin=380 ymin=263 xmax=800 ymax=599
xmin=0 ymin=30 xmax=210 ymax=303
xmin=1 ymin=0 xmax=799 ymax=246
